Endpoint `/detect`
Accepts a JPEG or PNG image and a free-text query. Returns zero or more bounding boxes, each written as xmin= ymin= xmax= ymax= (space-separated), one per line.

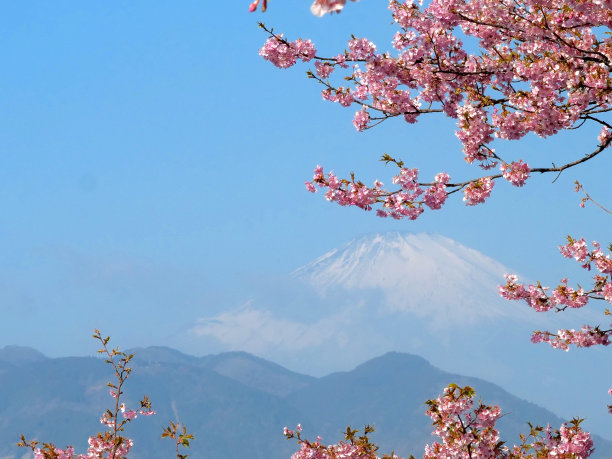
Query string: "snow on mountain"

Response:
xmin=293 ymin=232 xmax=522 ymax=325
xmin=188 ymin=232 xmax=612 ymax=439
xmin=191 ymin=231 xmax=557 ymax=373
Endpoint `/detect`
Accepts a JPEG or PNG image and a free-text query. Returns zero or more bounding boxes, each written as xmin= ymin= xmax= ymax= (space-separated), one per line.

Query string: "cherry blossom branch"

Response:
xmin=258 ymin=0 xmax=612 ymax=221
xmin=302 ymin=133 xmax=608 ymax=221
xmin=285 ymin=384 xmax=595 ymax=458
xmin=258 ymin=23 xmax=365 ymax=64
xmin=499 ymin=237 xmax=612 ymax=352
xmin=575 ymin=181 xmax=612 ymax=214
xmin=18 ymin=331 xmax=156 ymax=459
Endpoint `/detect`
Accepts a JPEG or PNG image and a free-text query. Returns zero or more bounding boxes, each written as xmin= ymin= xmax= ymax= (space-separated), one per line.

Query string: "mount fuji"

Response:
xmin=189 ymin=232 xmax=612 ymax=440
xmin=293 ymin=232 xmax=521 ymax=324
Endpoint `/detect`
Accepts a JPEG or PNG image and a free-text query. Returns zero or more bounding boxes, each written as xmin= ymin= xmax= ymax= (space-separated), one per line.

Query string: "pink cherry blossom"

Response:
xmin=259 ymin=36 xmax=316 ymax=69
xmin=352 ymin=108 xmax=370 ymax=131
xmin=347 ymin=37 xmax=376 ymax=60
xmin=286 ymin=385 xmax=593 ymax=458
xmin=463 ymin=177 xmax=494 ymax=206
xmin=314 ymin=61 xmax=334 ymax=79
xmin=598 ymin=126 xmax=612 ymax=145
xmin=603 ymin=283 xmax=612 ymax=302
xmin=259 ymin=0 xmax=612 ymax=219
xmin=310 ymin=0 xmax=359 ymax=17
xmin=423 ymin=181 xmax=448 ymax=210
xmin=501 ymin=160 xmax=531 ymax=187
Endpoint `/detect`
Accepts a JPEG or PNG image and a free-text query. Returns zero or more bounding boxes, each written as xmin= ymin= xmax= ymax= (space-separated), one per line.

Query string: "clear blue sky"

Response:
xmin=0 ymin=0 xmax=610 ymax=436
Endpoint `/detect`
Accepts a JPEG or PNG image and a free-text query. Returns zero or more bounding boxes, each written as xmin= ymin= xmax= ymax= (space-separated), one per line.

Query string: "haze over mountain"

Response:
xmin=187 ymin=232 xmax=611 ymax=440
xmin=294 ymin=232 xmax=517 ymax=324
xmin=1 ymin=346 xmax=610 ymax=459
xmin=0 ymin=345 xmax=47 ymax=367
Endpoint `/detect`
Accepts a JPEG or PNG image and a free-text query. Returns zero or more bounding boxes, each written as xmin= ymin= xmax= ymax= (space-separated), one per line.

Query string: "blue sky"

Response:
xmin=0 ymin=0 xmax=610 ymax=438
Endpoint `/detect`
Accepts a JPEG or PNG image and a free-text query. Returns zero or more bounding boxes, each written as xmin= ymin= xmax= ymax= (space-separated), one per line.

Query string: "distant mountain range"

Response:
xmin=1 ymin=346 xmax=610 ymax=459
xmin=191 ymin=232 xmax=611 ymax=441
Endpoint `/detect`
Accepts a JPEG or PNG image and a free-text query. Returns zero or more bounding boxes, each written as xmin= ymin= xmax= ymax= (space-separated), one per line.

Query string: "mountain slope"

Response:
xmin=199 ymin=351 xmax=316 ymax=397
xmin=288 ymin=352 xmax=612 ymax=457
xmin=191 ymin=232 xmax=612 ymax=441
xmin=1 ymin=354 xmax=305 ymax=459
xmin=293 ymin=232 xmax=516 ymax=324
xmin=0 ymin=345 xmax=48 ymax=366
xmin=129 ymin=347 xmax=316 ymax=397
xmin=1 ymin=348 xmax=610 ymax=458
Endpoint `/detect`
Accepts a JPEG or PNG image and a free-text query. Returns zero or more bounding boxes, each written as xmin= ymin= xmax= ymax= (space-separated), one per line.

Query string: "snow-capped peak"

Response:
xmin=294 ymin=232 xmax=519 ymax=324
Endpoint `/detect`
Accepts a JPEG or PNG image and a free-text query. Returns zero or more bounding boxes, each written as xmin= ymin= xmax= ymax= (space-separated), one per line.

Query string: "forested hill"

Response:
xmin=1 ymin=347 xmax=610 ymax=459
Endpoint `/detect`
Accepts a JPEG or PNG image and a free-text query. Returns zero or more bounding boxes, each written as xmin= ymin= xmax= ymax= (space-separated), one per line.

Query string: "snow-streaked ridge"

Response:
xmin=294 ymin=232 xmax=519 ymax=324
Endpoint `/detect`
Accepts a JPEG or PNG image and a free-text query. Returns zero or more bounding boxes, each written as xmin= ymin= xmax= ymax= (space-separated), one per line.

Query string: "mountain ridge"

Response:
xmin=0 ymin=345 xmax=48 ymax=366
xmin=1 ymin=346 xmax=610 ymax=458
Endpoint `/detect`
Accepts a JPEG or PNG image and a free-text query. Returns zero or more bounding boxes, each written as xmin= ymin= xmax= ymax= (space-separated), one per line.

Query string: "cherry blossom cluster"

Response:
xmin=259 ymin=34 xmax=316 ymax=69
xmin=353 ymin=108 xmax=370 ymax=131
xmin=499 ymin=237 xmax=612 ymax=352
xmin=304 ymin=160 xmax=495 ymax=219
xmin=598 ymin=126 xmax=612 ymax=146
xmin=27 ymin=433 xmax=135 ymax=459
xmin=500 ymin=160 xmax=530 ymax=187
xmin=284 ymin=423 xmax=403 ymax=459
xmin=508 ymin=421 xmax=595 ymax=458
xmin=422 ymin=173 xmax=450 ymax=210
xmin=307 ymin=164 xmax=384 ymax=212
xmin=285 ymin=384 xmax=594 ymax=458
xmin=260 ymin=0 xmax=612 ymax=218
xmin=499 ymin=275 xmax=590 ymax=312
xmin=311 ymin=0 xmax=359 ymax=17
xmin=424 ymin=384 xmax=507 ymax=458
xmin=321 ymin=86 xmax=354 ymax=107
xmin=559 ymin=237 xmax=612 ymax=274
xmin=462 ymin=176 xmax=495 ymax=206
xmin=531 ymin=326 xmax=610 ymax=351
